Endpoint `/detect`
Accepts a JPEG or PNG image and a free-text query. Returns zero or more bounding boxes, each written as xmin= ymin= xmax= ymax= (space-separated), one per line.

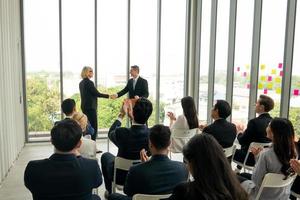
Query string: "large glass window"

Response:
xmin=62 ymin=0 xmax=94 ymax=105
xmin=257 ymin=0 xmax=287 ymax=117
xmin=97 ymin=0 xmax=127 ymax=129
xmin=232 ymin=0 xmax=254 ymax=125
xmin=289 ymin=2 xmax=300 ymax=137
xmin=130 ymin=0 xmax=157 ymax=126
xmin=24 ymin=0 xmax=60 ymax=141
xmin=198 ymin=0 xmax=211 ymax=123
xmin=160 ymin=0 xmax=186 ymax=125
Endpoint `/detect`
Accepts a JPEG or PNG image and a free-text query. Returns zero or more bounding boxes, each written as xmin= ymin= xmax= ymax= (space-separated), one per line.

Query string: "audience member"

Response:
xmin=290 ymin=139 xmax=300 ymax=199
xmin=54 ymin=98 xmax=76 ymax=125
xmin=108 ymin=125 xmax=188 ymax=200
xmin=234 ymin=94 xmax=274 ymax=167
xmin=167 ymin=96 xmax=199 ymax=152
xmin=202 ymin=99 xmax=236 ymax=148
xmin=168 ymin=134 xmax=248 ymax=200
xmin=24 ymin=120 xmax=102 ymax=200
xmin=101 ymin=98 xmax=153 ymax=196
xmin=72 ymin=112 xmax=97 ymax=159
xmin=239 ymin=118 xmax=297 ymax=200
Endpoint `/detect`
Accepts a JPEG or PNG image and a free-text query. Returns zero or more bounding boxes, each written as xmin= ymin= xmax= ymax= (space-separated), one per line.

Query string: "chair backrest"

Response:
xmin=170 ymin=128 xmax=199 ymax=153
xmin=112 ymin=157 xmax=140 ymax=193
xmin=243 ymin=142 xmax=272 ymax=166
xmin=132 ymin=193 xmax=171 ymax=200
xmin=223 ymin=145 xmax=236 ymax=158
xmin=255 ymin=173 xmax=297 ymax=200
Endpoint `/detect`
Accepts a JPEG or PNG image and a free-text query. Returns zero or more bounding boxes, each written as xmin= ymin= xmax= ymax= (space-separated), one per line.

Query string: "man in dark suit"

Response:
xmin=233 ymin=94 xmax=274 ymax=167
xmin=54 ymin=98 xmax=76 ymax=125
xmin=202 ymin=100 xmax=236 ymax=148
xmin=24 ymin=120 xmax=102 ymax=200
xmin=101 ymin=98 xmax=153 ymax=196
xmin=112 ymin=65 xmax=149 ymax=99
xmin=108 ymin=125 xmax=188 ymax=200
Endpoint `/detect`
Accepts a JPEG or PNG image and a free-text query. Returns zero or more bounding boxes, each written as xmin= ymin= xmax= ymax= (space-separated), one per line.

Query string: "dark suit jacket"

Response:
xmin=117 ymin=77 xmax=149 ymax=99
xmin=79 ymin=78 xmax=109 ymax=111
xmin=168 ymin=183 xmax=206 ymax=200
xmin=203 ymin=118 xmax=236 ymax=148
xmin=108 ymin=120 xmax=149 ymax=159
xmin=124 ymin=155 xmax=188 ymax=197
xmin=237 ymin=113 xmax=272 ymax=151
xmin=24 ymin=154 xmax=102 ymax=200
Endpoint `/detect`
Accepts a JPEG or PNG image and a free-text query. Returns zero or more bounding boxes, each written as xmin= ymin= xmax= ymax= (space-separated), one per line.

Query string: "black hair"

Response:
xmin=51 ymin=120 xmax=82 ymax=152
xmin=133 ymin=97 xmax=153 ymax=124
xmin=181 ymin=96 xmax=199 ymax=129
xmin=149 ymin=125 xmax=171 ymax=150
xmin=214 ymin=100 xmax=232 ymax=119
xmin=131 ymin=65 xmax=140 ymax=73
xmin=61 ymin=98 xmax=76 ymax=116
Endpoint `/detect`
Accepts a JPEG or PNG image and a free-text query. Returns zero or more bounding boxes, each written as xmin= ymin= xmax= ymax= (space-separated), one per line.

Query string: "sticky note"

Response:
xmin=294 ymin=89 xmax=299 ymax=96
xmin=267 ymin=83 xmax=273 ymax=90
xmin=268 ymin=76 xmax=272 ymax=81
xmin=246 ymin=84 xmax=250 ymax=89
xmin=271 ymin=69 xmax=277 ymax=74
xmin=260 ymin=76 xmax=266 ymax=81
xmin=275 ymin=77 xmax=281 ymax=83
xmin=280 ymin=71 xmax=283 ymax=76
xmin=264 ymin=89 xmax=268 ymax=94
xmin=278 ymin=63 xmax=283 ymax=68
xmin=237 ymin=67 xmax=240 ymax=72
xmin=276 ymin=88 xmax=281 ymax=94
xmin=245 ymin=64 xmax=250 ymax=69
xmin=260 ymin=64 xmax=266 ymax=70
xmin=243 ymin=72 xmax=247 ymax=77
xmin=258 ymin=83 xmax=263 ymax=89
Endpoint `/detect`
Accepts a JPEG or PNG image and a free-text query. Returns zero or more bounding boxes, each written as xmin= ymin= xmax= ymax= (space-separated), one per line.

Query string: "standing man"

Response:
xmin=79 ymin=66 xmax=110 ymax=141
xmin=112 ymin=65 xmax=149 ymax=99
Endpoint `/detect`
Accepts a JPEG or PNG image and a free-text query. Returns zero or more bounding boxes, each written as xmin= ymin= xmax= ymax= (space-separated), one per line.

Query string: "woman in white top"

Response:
xmin=72 ymin=112 xmax=97 ymax=159
xmin=167 ymin=96 xmax=199 ymax=152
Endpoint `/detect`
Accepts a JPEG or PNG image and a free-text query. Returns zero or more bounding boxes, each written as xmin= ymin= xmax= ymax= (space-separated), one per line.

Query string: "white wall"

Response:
xmin=0 ymin=0 xmax=25 ymax=183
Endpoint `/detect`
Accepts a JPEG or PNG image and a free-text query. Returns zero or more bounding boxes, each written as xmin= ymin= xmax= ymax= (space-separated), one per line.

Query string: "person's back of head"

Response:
xmin=268 ymin=118 xmax=297 ymax=175
xmin=61 ymin=98 xmax=76 ymax=116
xmin=51 ymin=120 xmax=82 ymax=152
xmin=181 ymin=96 xmax=199 ymax=129
xmin=182 ymin=134 xmax=248 ymax=200
xmin=133 ymin=97 xmax=153 ymax=124
xmin=72 ymin=112 xmax=88 ymax=132
xmin=149 ymin=125 xmax=171 ymax=153
xmin=258 ymin=94 xmax=274 ymax=112
xmin=213 ymin=100 xmax=232 ymax=119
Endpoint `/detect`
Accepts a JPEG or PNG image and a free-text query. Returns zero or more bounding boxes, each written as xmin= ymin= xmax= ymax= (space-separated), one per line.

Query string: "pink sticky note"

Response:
xmin=243 ymin=72 xmax=247 ymax=77
xmin=278 ymin=63 xmax=283 ymax=68
xmin=237 ymin=67 xmax=240 ymax=72
xmin=268 ymin=76 xmax=272 ymax=81
xmin=280 ymin=71 xmax=283 ymax=76
xmin=264 ymin=89 xmax=268 ymax=94
xmin=294 ymin=89 xmax=299 ymax=96
xmin=246 ymin=84 xmax=250 ymax=89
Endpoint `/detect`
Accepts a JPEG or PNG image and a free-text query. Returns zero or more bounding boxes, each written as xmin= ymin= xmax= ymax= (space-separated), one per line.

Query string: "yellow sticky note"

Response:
xmin=276 ymin=88 xmax=281 ymax=94
xmin=271 ymin=69 xmax=277 ymax=74
xmin=267 ymin=83 xmax=273 ymax=90
xmin=258 ymin=82 xmax=263 ymax=89
xmin=275 ymin=77 xmax=281 ymax=83
xmin=260 ymin=76 xmax=266 ymax=81
xmin=260 ymin=64 xmax=266 ymax=70
xmin=245 ymin=64 xmax=250 ymax=69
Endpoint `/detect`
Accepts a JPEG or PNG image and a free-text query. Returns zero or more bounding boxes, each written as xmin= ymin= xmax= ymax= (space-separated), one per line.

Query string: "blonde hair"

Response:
xmin=81 ymin=66 xmax=92 ymax=79
xmin=72 ymin=112 xmax=88 ymax=132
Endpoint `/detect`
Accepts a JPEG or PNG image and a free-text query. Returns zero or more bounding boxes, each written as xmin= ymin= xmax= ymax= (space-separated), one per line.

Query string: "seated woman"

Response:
xmin=239 ymin=118 xmax=297 ymax=200
xmin=167 ymin=96 xmax=199 ymax=152
xmin=72 ymin=112 xmax=97 ymax=159
xmin=168 ymin=134 xmax=248 ymax=200
xmin=290 ymin=140 xmax=300 ymax=199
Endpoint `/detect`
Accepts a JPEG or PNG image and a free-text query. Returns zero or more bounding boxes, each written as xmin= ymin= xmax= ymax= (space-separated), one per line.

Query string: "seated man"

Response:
xmin=202 ymin=100 xmax=236 ymax=148
xmin=101 ymin=98 xmax=153 ymax=195
xmin=234 ymin=94 xmax=274 ymax=167
xmin=109 ymin=125 xmax=188 ymax=200
xmin=24 ymin=120 xmax=102 ymax=200
xmin=54 ymin=98 xmax=76 ymax=125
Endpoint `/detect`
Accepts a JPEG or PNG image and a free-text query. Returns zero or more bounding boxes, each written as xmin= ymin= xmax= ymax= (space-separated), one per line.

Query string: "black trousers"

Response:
xmin=83 ymin=109 xmax=98 ymax=141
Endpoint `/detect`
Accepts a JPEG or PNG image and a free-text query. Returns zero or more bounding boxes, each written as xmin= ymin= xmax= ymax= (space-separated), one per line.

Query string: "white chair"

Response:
xmin=132 ymin=193 xmax=171 ymax=200
xmin=112 ymin=157 xmax=140 ymax=194
xmin=232 ymin=142 xmax=272 ymax=171
xmin=254 ymin=173 xmax=297 ymax=200
xmin=169 ymin=128 xmax=199 ymax=158
xmin=223 ymin=144 xmax=236 ymax=158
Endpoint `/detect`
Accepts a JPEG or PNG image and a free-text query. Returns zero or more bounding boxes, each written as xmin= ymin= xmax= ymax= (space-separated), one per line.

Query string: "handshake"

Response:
xmin=109 ymin=94 xmax=118 ymax=99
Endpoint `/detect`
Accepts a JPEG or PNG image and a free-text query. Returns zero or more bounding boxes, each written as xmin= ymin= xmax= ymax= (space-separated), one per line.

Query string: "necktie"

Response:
xmin=133 ymin=79 xmax=137 ymax=90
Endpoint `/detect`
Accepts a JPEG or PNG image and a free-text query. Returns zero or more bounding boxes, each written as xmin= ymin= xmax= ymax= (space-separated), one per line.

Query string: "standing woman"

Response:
xmin=79 ymin=66 xmax=109 ymax=141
